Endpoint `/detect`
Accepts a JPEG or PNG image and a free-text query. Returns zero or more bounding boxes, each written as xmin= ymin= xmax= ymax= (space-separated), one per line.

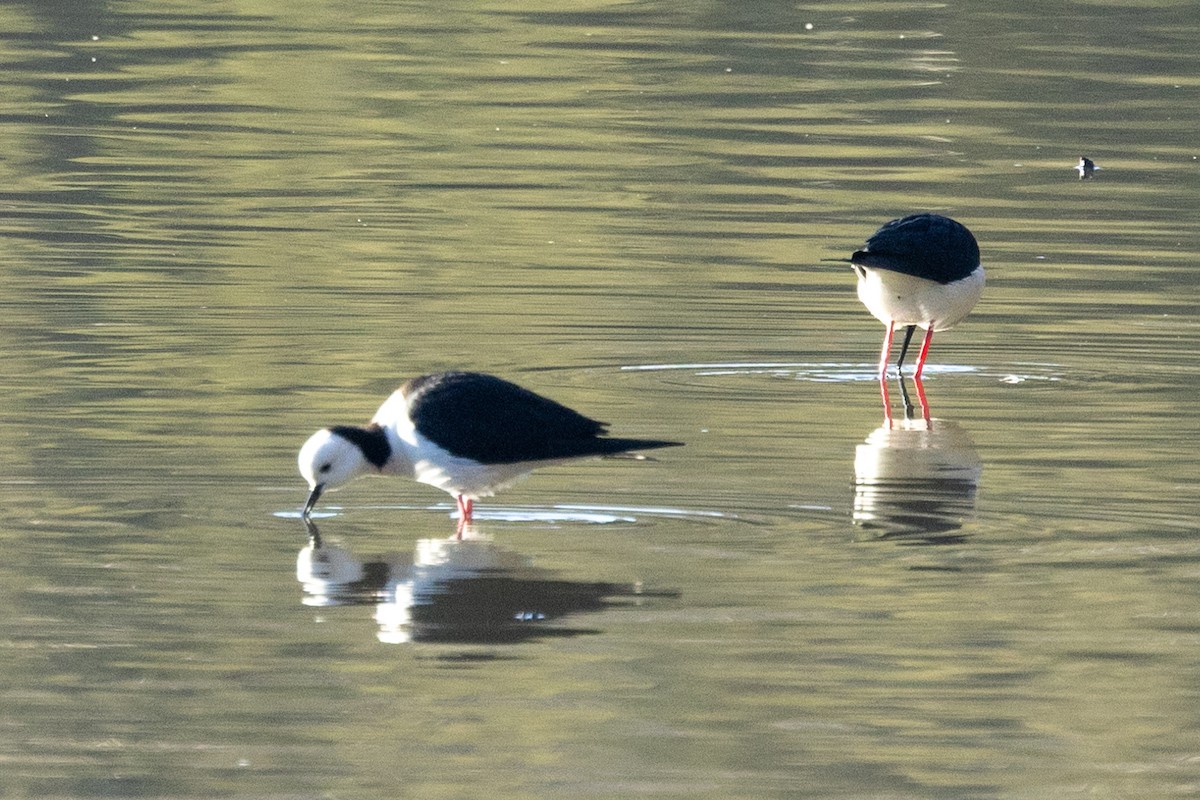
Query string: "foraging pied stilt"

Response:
xmin=1076 ymin=156 xmax=1096 ymax=180
xmin=840 ymin=213 xmax=984 ymax=380
xmin=298 ymin=371 xmax=681 ymax=527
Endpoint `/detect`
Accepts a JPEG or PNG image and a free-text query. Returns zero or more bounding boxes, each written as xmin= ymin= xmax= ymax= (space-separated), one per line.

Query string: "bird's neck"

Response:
xmin=373 ymin=424 xmax=419 ymax=479
xmin=329 ymin=423 xmax=393 ymax=472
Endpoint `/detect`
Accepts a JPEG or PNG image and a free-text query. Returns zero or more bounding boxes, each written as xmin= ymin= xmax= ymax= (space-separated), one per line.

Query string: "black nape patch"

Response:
xmin=330 ymin=424 xmax=391 ymax=469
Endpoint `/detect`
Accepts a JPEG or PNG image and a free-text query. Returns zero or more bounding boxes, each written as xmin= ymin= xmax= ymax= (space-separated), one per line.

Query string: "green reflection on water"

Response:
xmin=1 ymin=0 xmax=1199 ymax=796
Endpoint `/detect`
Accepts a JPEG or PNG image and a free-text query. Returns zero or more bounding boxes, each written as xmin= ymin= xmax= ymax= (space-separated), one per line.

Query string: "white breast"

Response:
xmin=403 ymin=431 xmax=546 ymax=499
xmin=856 ymin=266 xmax=985 ymax=330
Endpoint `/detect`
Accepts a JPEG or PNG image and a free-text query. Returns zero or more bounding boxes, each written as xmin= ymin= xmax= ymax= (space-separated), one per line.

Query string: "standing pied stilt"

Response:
xmin=840 ymin=213 xmax=985 ymax=380
xmin=298 ymin=372 xmax=681 ymax=530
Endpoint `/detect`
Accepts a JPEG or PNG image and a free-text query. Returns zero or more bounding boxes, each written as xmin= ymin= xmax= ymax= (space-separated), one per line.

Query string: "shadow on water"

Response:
xmin=852 ymin=376 xmax=982 ymax=545
xmin=297 ymin=520 xmax=678 ymax=645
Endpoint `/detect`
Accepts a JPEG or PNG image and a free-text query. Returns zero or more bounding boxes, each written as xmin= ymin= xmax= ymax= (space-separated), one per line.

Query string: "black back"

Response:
xmin=404 ymin=372 xmax=681 ymax=464
xmin=850 ymin=213 xmax=979 ymax=285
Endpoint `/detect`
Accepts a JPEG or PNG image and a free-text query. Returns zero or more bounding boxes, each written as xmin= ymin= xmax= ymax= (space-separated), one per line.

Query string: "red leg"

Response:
xmin=455 ymin=495 xmax=474 ymax=523
xmin=914 ymin=376 xmax=932 ymax=425
xmin=913 ymin=327 xmax=935 ymax=381
xmin=878 ymin=321 xmax=895 ymax=379
xmin=879 ymin=374 xmax=893 ymax=427
xmin=454 ymin=496 xmax=474 ymax=540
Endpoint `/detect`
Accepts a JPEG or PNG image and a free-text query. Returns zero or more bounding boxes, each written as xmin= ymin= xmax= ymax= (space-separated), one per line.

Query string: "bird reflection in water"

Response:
xmin=854 ymin=376 xmax=982 ymax=544
xmin=298 ymin=520 xmax=676 ymax=644
xmin=879 ymin=369 xmax=932 ymax=426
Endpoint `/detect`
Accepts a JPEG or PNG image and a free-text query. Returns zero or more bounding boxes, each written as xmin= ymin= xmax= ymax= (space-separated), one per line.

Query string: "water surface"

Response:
xmin=3 ymin=0 xmax=1199 ymax=797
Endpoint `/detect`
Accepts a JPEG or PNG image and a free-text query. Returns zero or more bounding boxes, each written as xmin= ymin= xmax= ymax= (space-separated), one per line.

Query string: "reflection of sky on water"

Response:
xmin=277 ymin=503 xmax=740 ymax=526
xmin=621 ymin=361 xmax=1063 ymax=384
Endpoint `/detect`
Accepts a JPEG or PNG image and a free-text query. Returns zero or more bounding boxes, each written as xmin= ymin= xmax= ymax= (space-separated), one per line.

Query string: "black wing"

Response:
xmin=850 ymin=213 xmax=979 ymax=284
xmin=404 ymin=372 xmax=681 ymax=464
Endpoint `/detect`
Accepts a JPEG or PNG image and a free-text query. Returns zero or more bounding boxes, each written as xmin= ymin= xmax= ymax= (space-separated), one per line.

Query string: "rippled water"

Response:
xmin=3 ymin=0 xmax=1200 ymax=797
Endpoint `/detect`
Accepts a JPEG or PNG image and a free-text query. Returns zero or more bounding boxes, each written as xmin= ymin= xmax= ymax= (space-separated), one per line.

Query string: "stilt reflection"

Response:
xmin=297 ymin=520 xmax=676 ymax=644
xmin=855 ymin=377 xmax=982 ymax=543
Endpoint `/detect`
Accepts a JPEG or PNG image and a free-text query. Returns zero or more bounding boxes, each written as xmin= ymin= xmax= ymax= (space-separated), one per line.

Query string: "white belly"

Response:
xmin=856 ymin=266 xmax=985 ymax=330
xmin=411 ymin=455 xmax=543 ymax=500
xmin=386 ymin=429 xmax=558 ymax=500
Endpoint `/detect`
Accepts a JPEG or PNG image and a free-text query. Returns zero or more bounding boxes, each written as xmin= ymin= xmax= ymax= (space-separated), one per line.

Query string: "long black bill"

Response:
xmin=303 ymin=517 xmax=322 ymax=548
xmin=302 ymin=484 xmax=324 ymax=519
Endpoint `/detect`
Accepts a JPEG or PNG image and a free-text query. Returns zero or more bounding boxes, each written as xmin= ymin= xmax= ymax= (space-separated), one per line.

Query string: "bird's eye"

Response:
xmin=318 ymin=463 xmax=332 ymax=474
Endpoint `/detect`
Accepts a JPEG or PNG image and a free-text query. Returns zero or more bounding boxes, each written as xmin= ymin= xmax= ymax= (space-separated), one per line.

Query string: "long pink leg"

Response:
xmin=914 ymin=375 xmax=932 ymax=425
xmin=879 ymin=373 xmax=893 ymax=427
xmin=455 ymin=495 xmax=474 ymax=522
xmin=913 ymin=327 xmax=935 ymax=381
xmin=454 ymin=496 xmax=474 ymax=540
xmin=878 ymin=321 xmax=895 ymax=379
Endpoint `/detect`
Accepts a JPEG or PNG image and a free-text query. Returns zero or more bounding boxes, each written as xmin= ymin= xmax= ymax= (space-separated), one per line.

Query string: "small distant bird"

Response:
xmin=1076 ymin=156 xmax=1096 ymax=180
xmin=298 ymin=372 xmax=681 ymax=524
xmin=837 ymin=213 xmax=985 ymax=380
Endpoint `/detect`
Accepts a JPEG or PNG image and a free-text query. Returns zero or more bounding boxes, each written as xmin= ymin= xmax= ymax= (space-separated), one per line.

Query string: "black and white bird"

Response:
xmin=1075 ymin=156 xmax=1096 ymax=180
xmin=298 ymin=372 xmax=681 ymax=525
xmin=839 ymin=213 xmax=985 ymax=380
